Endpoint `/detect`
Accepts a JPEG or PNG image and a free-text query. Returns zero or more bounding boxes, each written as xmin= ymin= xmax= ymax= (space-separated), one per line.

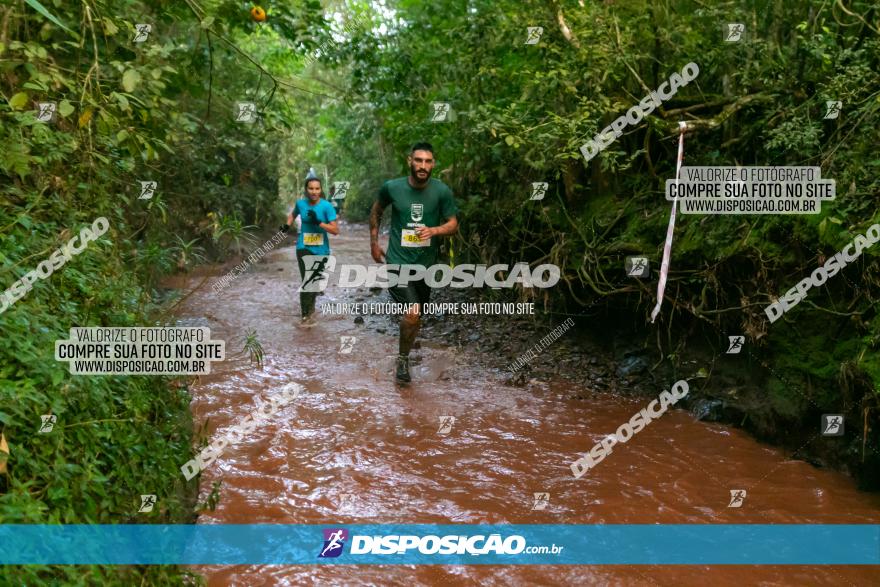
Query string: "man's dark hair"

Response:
xmin=410 ymin=142 xmax=434 ymax=156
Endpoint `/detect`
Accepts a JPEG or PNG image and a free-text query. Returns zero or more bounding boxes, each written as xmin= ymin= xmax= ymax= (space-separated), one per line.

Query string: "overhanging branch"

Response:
xmin=660 ymin=93 xmax=776 ymax=134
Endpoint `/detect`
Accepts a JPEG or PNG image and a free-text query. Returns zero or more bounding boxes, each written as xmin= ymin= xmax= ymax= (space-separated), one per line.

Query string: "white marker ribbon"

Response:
xmin=650 ymin=121 xmax=687 ymax=323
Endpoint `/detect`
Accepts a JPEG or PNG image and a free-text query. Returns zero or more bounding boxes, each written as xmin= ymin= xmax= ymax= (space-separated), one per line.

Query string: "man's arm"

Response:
xmin=416 ymin=216 xmax=458 ymax=240
xmin=319 ymin=220 xmax=339 ymax=235
xmin=369 ymin=200 xmax=386 ymax=242
xmin=369 ymin=200 xmax=387 ymax=262
xmin=417 ymin=186 xmax=459 ymax=240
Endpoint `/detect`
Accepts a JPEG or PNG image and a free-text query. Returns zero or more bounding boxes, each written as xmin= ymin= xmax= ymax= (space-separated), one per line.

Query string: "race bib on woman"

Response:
xmin=303 ymin=233 xmax=324 ymax=246
xmin=401 ymin=229 xmax=430 ymax=248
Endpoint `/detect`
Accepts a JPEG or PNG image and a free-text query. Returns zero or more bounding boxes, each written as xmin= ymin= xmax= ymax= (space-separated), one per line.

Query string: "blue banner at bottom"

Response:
xmin=0 ymin=524 xmax=877 ymax=565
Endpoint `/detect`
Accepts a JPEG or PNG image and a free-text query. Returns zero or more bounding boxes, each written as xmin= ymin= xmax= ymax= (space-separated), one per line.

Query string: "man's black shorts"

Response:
xmin=388 ymin=269 xmax=432 ymax=307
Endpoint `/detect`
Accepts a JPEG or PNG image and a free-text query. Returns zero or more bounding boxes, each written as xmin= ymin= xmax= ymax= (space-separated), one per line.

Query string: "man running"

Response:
xmin=282 ymin=169 xmax=338 ymax=328
xmin=370 ymin=142 xmax=459 ymax=383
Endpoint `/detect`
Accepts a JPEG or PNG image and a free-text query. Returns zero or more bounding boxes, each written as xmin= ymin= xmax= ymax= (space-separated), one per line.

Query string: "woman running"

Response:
xmin=282 ymin=169 xmax=339 ymax=328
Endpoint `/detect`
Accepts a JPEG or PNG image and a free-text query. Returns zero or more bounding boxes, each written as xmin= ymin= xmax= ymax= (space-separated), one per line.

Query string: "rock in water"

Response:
xmin=692 ymin=399 xmax=724 ymax=421
xmin=616 ymin=354 xmax=648 ymax=377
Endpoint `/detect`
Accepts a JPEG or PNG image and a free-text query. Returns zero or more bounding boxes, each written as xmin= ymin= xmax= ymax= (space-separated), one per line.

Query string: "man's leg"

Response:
xmin=399 ymin=305 xmax=421 ymax=356
xmin=389 ymin=273 xmax=419 ymax=382
xmin=393 ymin=279 xmax=431 ymax=382
xmin=395 ymin=307 xmax=420 ymax=383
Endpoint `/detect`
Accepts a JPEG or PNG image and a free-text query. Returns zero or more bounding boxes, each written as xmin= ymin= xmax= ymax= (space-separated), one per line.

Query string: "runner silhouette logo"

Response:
xmin=318 ymin=528 xmax=349 ymax=558
xmin=728 ymin=489 xmax=746 ymax=508
xmin=821 ymin=414 xmax=844 ymax=436
xmin=235 ymin=102 xmax=257 ymax=123
xmin=726 ymin=336 xmax=744 ymax=354
xmin=532 ymin=492 xmax=550 ymax=510
xmin=339 ymin=336 xmax=356 ymax=354
xmin=299 ymin=255 xmax=336 ymax=293
xmin=36 ymin=102 xmax=56 ymax=122
xmin=138 ymin=494 xmax=157 ymax=513
xmin=139 ymin=180 xmax=157 ymax=200
xmin=824 ymin=101 xmax=842 ymax=120
xmin=725 ymin=23 xmax=744 ymax=42
xmin=530 ymin=182 xmax=548 ymax=201
xmin=333 ymin=182 xmax=350 ymax=200
xmin=431 ymin=102 xmax=450 ymax=122
xmin=437 ymin=416 xmax=455 ymax=435
xmin=38 ymin=415 xmax=57 ymax=433
xmin=525 ymin=27 xmax=543 ymax=45
xmin=625 ymin=256 xmax=650 ymax=278
xmin=133 ymin=24 xmax=152 ymax=43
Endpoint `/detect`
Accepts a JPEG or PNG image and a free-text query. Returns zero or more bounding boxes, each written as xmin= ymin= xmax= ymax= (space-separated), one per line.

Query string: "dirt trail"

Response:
xmin=171 ymin=223 xmax=880 ymax=586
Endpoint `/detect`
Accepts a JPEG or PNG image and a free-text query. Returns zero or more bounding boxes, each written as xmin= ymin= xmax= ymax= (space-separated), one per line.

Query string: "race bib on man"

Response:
xmin=401 ymin=229 xmax=430 ymax=248
xmin=303 ymin=233 xmax=324 ymax=246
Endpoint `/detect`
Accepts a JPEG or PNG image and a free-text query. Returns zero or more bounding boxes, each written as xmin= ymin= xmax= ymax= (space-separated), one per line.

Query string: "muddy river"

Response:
xmin=170 ymin=224 xmax=880 ymax=586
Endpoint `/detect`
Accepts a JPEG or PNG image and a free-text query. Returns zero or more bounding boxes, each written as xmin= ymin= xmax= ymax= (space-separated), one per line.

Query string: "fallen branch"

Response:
xmin=661 ymin=93 xmax=776 ymax=134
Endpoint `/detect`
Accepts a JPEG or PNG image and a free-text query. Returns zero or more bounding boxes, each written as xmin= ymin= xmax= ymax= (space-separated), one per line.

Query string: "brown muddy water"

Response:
xmin=168 ymin=224 xmax=880 ymax=586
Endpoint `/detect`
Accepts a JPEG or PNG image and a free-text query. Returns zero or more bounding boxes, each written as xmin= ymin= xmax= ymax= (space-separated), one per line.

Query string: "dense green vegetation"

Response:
xmin=0 ymin=0 xmax=878 ymax=582
xmin=0 ymin=0 xmax=326 ymax=583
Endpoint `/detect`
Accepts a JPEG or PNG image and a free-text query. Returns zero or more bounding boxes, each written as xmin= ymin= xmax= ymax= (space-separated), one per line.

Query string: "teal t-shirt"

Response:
xmin=377 ymin=177 xmax=458 ymax=266
xmin=293 ymin=198 xmax=337 ymax=254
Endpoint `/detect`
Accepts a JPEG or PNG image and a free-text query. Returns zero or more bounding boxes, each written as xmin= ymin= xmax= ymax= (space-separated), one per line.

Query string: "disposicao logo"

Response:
xmin=318 ymin=528 xmax=348 ymax=558
xmin=316 ymin=530 xmax=564 ymax=558
xmin=299 ymin=255 xmax=561 ymax=292
xmin=349 ymin=533 xmax=528 ymax=555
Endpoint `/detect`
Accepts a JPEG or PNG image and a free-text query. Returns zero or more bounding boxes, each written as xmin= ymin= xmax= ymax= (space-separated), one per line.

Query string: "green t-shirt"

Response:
xmin=377 ymin=177 xmax=459 ymax=266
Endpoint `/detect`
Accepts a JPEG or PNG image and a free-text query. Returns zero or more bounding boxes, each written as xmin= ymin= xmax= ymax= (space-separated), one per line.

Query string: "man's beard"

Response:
xmin=410 ymin=165 xmax=432 ymax=183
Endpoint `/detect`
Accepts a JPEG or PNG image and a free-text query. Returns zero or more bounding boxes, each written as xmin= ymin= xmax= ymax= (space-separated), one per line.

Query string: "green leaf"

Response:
xmin=22 ymin=81 xmax=49 ymax=92
xmin=102 ymin=18 xmax=119 ymax=36
xmin=122 ymin=69 xmax=141 ymax=93
xmin=504 ymin=135 xmax=514 ymax=146
xmin=116 ymin=129 xmax=129 ymax=143
xmin=9 ymin=91 xmax=29 ymax=109
xmin=0 ymin=141 xmax=32 ymax=179
xmin=58 ymin=100 xmax=74 ymax=117
xmin=201 ymin=16 xmax=215 ymax=29
xmin=113 ymin=92 xmax=130 ymax=111
xmin=24 ymin=0 xmax=74 ymax=34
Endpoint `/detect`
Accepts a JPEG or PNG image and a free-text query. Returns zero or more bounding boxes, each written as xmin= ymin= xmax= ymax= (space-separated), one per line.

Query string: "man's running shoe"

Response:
xmin=395 ymin=355 xmax=411 ymax=383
